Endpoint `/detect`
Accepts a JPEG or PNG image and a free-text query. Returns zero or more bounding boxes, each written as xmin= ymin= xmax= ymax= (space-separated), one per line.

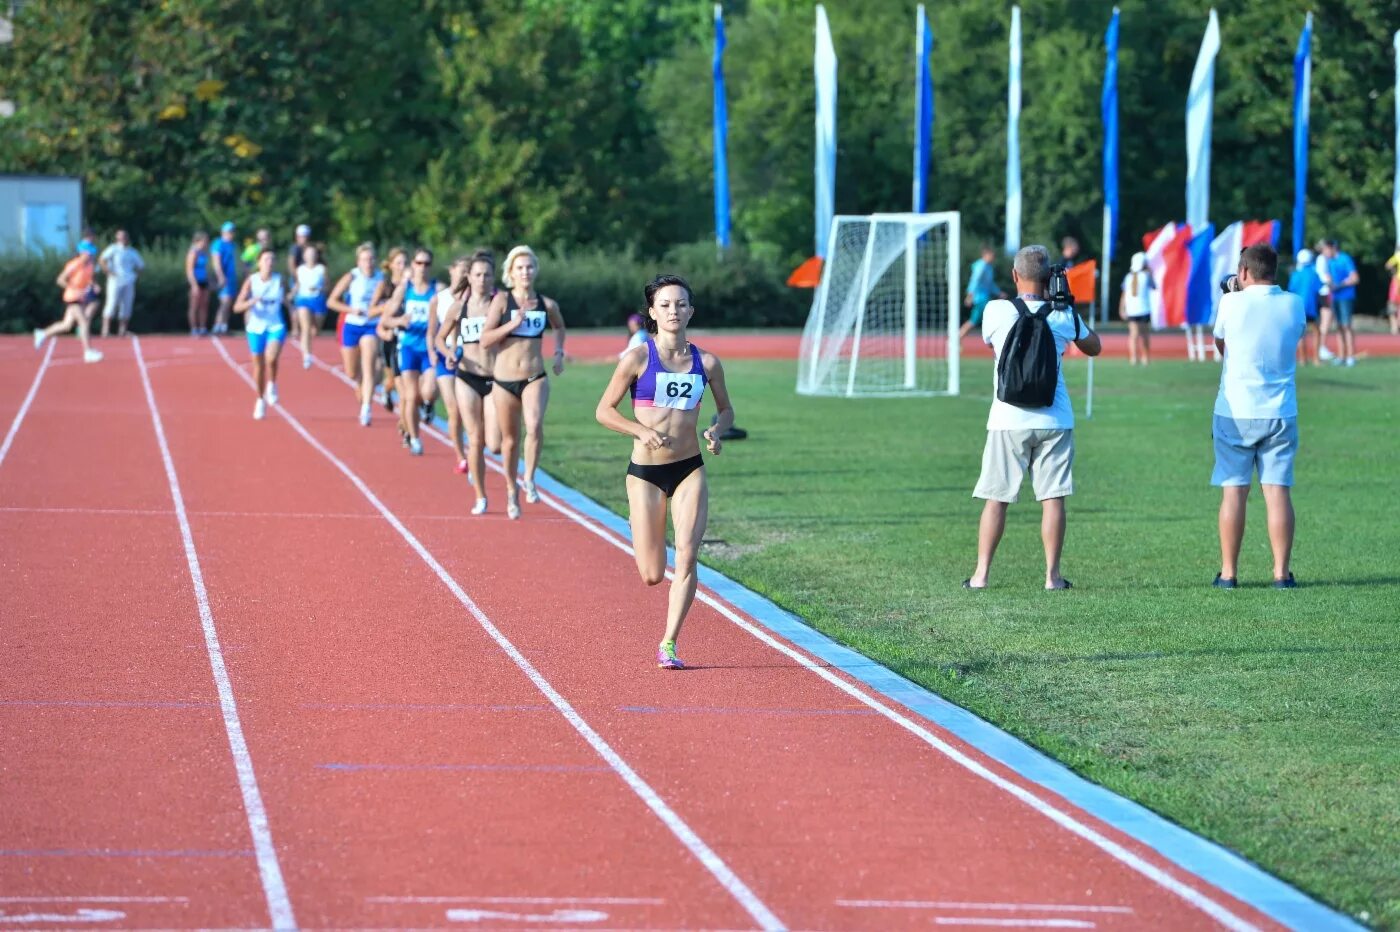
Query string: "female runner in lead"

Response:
xmin=594 ymin=275 xmax=733 ymax=670
xmin=481 ymin=246 xmax=565 ymax=520
xmin=440 ymin=250 xmax=503 ymax=513
xmin=232 ymin=248 xmax=288 ymax=420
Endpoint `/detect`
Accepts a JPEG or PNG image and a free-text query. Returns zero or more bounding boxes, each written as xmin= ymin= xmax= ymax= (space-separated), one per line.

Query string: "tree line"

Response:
xmin=1 ymin=0 xmax=1395 ymax=304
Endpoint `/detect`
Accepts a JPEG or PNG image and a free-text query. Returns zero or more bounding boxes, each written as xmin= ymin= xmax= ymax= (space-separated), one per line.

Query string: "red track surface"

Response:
xmin=0 ymin=335 xmax=1292 ymax=930
xmin=565 ymin=328 xmax=1400 ymax=362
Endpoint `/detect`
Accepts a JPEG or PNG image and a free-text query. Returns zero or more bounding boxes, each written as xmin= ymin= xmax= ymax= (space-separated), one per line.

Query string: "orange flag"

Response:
xmin=1066 ymin=260 xmax=1097 ymax=304
xmin=787 ymin=256 xmax=824 ymax=288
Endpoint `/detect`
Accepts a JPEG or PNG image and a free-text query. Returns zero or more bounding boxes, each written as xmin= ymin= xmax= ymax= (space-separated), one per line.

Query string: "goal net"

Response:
xmin=797 ymin=212 xmax=960 ymax=397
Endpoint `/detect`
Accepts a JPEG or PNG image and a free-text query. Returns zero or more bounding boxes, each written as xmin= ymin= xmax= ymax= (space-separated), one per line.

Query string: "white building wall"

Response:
xmin=0 ymin=176 xmax=85 ymax=254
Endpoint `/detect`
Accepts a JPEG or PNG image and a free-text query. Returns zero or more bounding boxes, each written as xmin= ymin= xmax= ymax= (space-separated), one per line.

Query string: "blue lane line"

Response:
xmin=0 ymin=699 xmax=215 ymax=709
xmin=516 ymin=460 xmax=1361 ymax=932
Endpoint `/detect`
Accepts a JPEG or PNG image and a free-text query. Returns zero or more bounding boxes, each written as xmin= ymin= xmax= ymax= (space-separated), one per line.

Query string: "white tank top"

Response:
xmin=345 ymin=268 xmax=382 ymax=324
xmin=296 ymin=264 xmax=326 ymax=298
xmin=245 ymin=273 xmax=284 ymax=334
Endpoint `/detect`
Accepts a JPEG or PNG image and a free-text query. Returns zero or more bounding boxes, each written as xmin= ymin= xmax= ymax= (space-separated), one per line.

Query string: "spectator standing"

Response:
xmin=1323 ymin=239 xmax=1359 ymax=367
xmin=1210 ymin=243 xmax=1305 ymax=589
xmin=98 ymin=229 xmax=144 ymax=338
xmin=1286 ymin=249 xmax=1323 ymax=366
xmin=242 ymin=227 xmax=271 ymax=265
xmin=1385 ymin=245 xmax=1399 ymax=336
xmin=959 ymin=244 xmax=1000 ymax=340
xmin=964 ymin=245 xmax=1102 ymax=591
xmin=1118 ymin=251 xmax=1153 ymax=365
xmin=1060 ymin=236 xmax=1081 ymax=267
xmin=1313 ymin=239 xmax=1337 ymax=361
xmin=211 ymin=221 xmax=241 ymax=334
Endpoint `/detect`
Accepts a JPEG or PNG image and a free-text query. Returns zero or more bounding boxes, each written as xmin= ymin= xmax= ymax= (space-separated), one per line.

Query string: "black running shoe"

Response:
xmin=1273 ymin=573 xmax=1298 ymax=589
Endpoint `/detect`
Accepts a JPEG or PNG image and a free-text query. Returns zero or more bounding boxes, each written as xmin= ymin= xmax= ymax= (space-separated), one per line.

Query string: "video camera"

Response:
xmin=1047 ymin=264 xmax=1075 ymax=312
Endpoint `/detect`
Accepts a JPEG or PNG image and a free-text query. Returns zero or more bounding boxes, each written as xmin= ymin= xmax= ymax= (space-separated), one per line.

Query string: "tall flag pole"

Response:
xmin=912 ymin=4 xmax=934 ymax=212
xmin=1393 ymin=30 xmax=1400 ymax=248
xmin=713 ymin=4 xmax=731 ymax=250
xmin=1186 ymin=9 xmax=1220 ymax=231
xmin=1293 ymin=13 xmax=1312 ymax=256
xmin=1099 ymin=7 xmax=1120 ymax=327
xmin=814 ymin=5 xmax=838 ymax=259
xmin=1005 ymin=5 xmax=1022 ymax=255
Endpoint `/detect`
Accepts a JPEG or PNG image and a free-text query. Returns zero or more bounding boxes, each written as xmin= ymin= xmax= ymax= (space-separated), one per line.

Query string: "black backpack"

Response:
xmin=996 ymin=298 xmax=1080 ymax=408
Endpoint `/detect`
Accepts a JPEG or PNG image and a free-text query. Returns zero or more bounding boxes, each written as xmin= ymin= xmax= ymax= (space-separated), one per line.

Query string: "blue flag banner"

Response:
xmin=913 ymin=4 xmax=934 ymax=212
xmin=1186 ymin=224 xmax=1216 ymax=326
xmin=713 ymin=4 xmax=731 ymax=249
xmin=1102 ymin=8 xmax=1120 ymax=251
xmin=1393 ymin=31 xmax=1399 ymax=246
xmin=1005 ymin=5 xmax=1021 ymax=255
xmin=1293 ymin=13 xmax=1312 ymax=256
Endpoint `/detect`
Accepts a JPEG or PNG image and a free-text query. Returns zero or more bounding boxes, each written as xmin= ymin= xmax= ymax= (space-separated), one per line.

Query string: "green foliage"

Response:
xmin=1 ymin=0 xmax=1396 ymax=307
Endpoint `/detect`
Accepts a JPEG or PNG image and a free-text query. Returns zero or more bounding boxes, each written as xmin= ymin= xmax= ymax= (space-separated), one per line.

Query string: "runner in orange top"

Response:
xmin=34 ymin=241 xmax=103 ymax=363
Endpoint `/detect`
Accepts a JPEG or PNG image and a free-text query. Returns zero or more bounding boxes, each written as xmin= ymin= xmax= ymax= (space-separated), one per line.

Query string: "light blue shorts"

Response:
xmin=1212 ymin=415 xmax=1298 ymax=487
xmin=247 ymin=326 xmax=286 ymax=356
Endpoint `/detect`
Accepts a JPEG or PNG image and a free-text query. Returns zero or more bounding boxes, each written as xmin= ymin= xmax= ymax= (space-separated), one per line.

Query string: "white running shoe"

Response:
xmin=83 ymin=349 xmax=103 ymax=364
xmin=33 ymin=329 xmax=46 ymax=349
xmin=1319 ymin=345 xmax=1336 ymax=361
xmin=359 ymin=403 xmax=372 ymax=426
xmin=265 ymin=382 xmax=279 ymax=405
xmin=471 ymin=498 xmax=488 ymax=515
xmin=522 ymin=478 xmax=540 ymax=503
xmin=1345 ymin=357 xmax=1356 ymax=368
xmin=507 ymin=497 xmax=521 ymax=520
xmin=253 ymin=398 xmax=267 ymax=420
xmin=409 ymin=437 xmax=424 ymax=456
xmin=302 ymin=354 xmax=313 ymax=370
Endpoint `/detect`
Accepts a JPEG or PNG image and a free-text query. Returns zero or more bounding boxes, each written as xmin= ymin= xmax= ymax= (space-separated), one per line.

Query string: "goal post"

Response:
xmin=797 ymin=212 xmax=961 ymax=398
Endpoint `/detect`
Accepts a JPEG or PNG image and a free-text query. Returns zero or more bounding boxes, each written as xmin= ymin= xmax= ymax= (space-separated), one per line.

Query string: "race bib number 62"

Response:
xmin=655 ymin=372 xmax=703 ymax=410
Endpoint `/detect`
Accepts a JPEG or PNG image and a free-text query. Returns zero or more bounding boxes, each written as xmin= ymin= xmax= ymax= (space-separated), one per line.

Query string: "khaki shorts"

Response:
xmin=974 ymin=429 xmax=1075 ymax=503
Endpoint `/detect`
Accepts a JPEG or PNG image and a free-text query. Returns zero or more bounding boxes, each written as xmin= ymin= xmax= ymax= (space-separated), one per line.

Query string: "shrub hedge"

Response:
xmin=0 ymin=241 xmax=810 ymax=333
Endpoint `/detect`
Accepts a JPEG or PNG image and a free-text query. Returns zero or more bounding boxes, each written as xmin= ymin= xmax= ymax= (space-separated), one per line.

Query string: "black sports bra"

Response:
xmin=504 ymin=292 xmax=550 ymax=340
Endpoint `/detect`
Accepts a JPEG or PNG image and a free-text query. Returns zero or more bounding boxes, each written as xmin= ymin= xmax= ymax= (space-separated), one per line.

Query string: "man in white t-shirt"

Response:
xmin=965 ymin=245 xmax=1102 ymax=591
xmin=98 ymin=229 xmax=144 ymax=337
xmin=1211 ymin=242 xmax=1305 ymax=589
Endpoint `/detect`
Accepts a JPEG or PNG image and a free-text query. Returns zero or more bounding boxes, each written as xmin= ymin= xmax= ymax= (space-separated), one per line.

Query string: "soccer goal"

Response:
xmin=797 ymin=212 xmax=961 ymax=397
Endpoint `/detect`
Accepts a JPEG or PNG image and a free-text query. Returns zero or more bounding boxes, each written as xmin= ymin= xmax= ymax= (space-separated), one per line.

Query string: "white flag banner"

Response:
xmin=1005 ymin=5 xmax=1022 ymax=255
xmin=1209 ymin=221 xmax=1243 ymax=322
xmin=1186 ymin=9 xmax=1221 ymax=230
xmin=814 ymin=5 xmax=838 ymax=258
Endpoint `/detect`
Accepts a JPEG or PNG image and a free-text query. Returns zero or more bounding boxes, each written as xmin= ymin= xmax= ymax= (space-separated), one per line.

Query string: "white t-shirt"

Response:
xmin=982 ymin=297 xmax=1084 ymax=431
xmin=1120 ymin=272 xmax=1152 ymax=318
xmin=1212 ymin=285 xmax=1305 ymax=419
xmin=295 ymin=263 xmax=326 ymax=298
xmin=245 ymin=273 xmax=285 ymax=334
xmin=99 ymin=244 xmax=144 ymax=285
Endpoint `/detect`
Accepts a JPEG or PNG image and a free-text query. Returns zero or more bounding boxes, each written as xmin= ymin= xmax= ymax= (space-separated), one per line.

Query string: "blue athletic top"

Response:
xmin=191 ymin=248 xmax=209 ymax=286
xmin=630 ymin=340 xmax=706 ymax=411
xmin=400 ymin=280 xmax=439 ymax=348
xmin=1288 ymin=266 xmax=1323 ymax=320
xmin=1328 ymin=252 xmax=1358 ymax=302
xmin=213 ymin=239 xmax=238 ymax=285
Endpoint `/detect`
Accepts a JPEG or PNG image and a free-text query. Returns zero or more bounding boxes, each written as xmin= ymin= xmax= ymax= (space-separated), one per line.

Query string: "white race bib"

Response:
xmin=459 ymin=316 xmax=486 ymax=343
xmin=654 ymin=372 xmax=704 ymax=410
xmin=513 ymin=309 xmax=548 ymax=337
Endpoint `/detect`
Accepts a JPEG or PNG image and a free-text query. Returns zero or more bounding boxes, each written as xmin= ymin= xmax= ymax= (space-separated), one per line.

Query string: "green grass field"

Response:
xmin=541 ymin=350 xmax=1400 ymax=929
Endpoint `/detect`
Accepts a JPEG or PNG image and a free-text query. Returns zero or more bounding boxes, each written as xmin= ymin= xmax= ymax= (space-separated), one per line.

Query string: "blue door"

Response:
xmin=23 ymin=203 xmax=71 ymax=253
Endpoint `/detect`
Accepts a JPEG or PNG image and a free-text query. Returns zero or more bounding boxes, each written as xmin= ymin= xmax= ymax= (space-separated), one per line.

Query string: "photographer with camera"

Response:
xmin=963 ymin=245 xmax=1101 ymax=591
xmin=1210 ymin=243 xmax=1305 ymax=589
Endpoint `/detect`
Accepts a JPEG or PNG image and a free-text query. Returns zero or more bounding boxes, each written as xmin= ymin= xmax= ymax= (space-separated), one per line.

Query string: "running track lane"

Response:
xmin=247 ymin=335 xmax=1288 ymax=932
xmin=0 ymin=337 xmax=274 ymax=928
xmin=141 ymin=336 xmax=767 ymax=930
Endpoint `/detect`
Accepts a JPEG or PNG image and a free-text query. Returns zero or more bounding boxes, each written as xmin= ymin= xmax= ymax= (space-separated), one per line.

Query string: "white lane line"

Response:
xmin=445 ymin=907 xmax=608 ymax=924
xmin=836 ymin=900 xmax=1131 ymax=914
xmin=932 ymin=921 xmax=1095 ymax=929
xmin=132 ymin=337 xmax=296 ymax=931
xmin=0 ymin=897 xmax=187 ymax=904
xmin=0 ymin=908 xmax=125 ymax=924
xmin=0 ymin=340 xmax=54 ymax=470
xmin=216 ymin=338 xmax=783 ymax=932
xmin=368 ymin=896 xmax=663 ymax=906
xmin=341 ymin=365 xmax=1260 ymax=932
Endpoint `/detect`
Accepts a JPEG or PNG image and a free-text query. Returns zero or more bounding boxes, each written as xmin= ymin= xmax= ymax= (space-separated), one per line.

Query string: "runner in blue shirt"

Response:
xmin=958 ymin=244 xmax=1001 ymax=340
xmin=211 ymin=221 xmax=241 ymax=335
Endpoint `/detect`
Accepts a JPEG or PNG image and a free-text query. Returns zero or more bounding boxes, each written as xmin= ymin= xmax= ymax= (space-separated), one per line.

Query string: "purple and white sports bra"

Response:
xmin=630 ymin=340 xmax=707 ymax=410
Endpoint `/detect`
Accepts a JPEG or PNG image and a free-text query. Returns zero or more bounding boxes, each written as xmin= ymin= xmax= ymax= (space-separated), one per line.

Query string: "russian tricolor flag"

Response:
xmin=1142 ymin=220 xmax=1279 ymax=329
